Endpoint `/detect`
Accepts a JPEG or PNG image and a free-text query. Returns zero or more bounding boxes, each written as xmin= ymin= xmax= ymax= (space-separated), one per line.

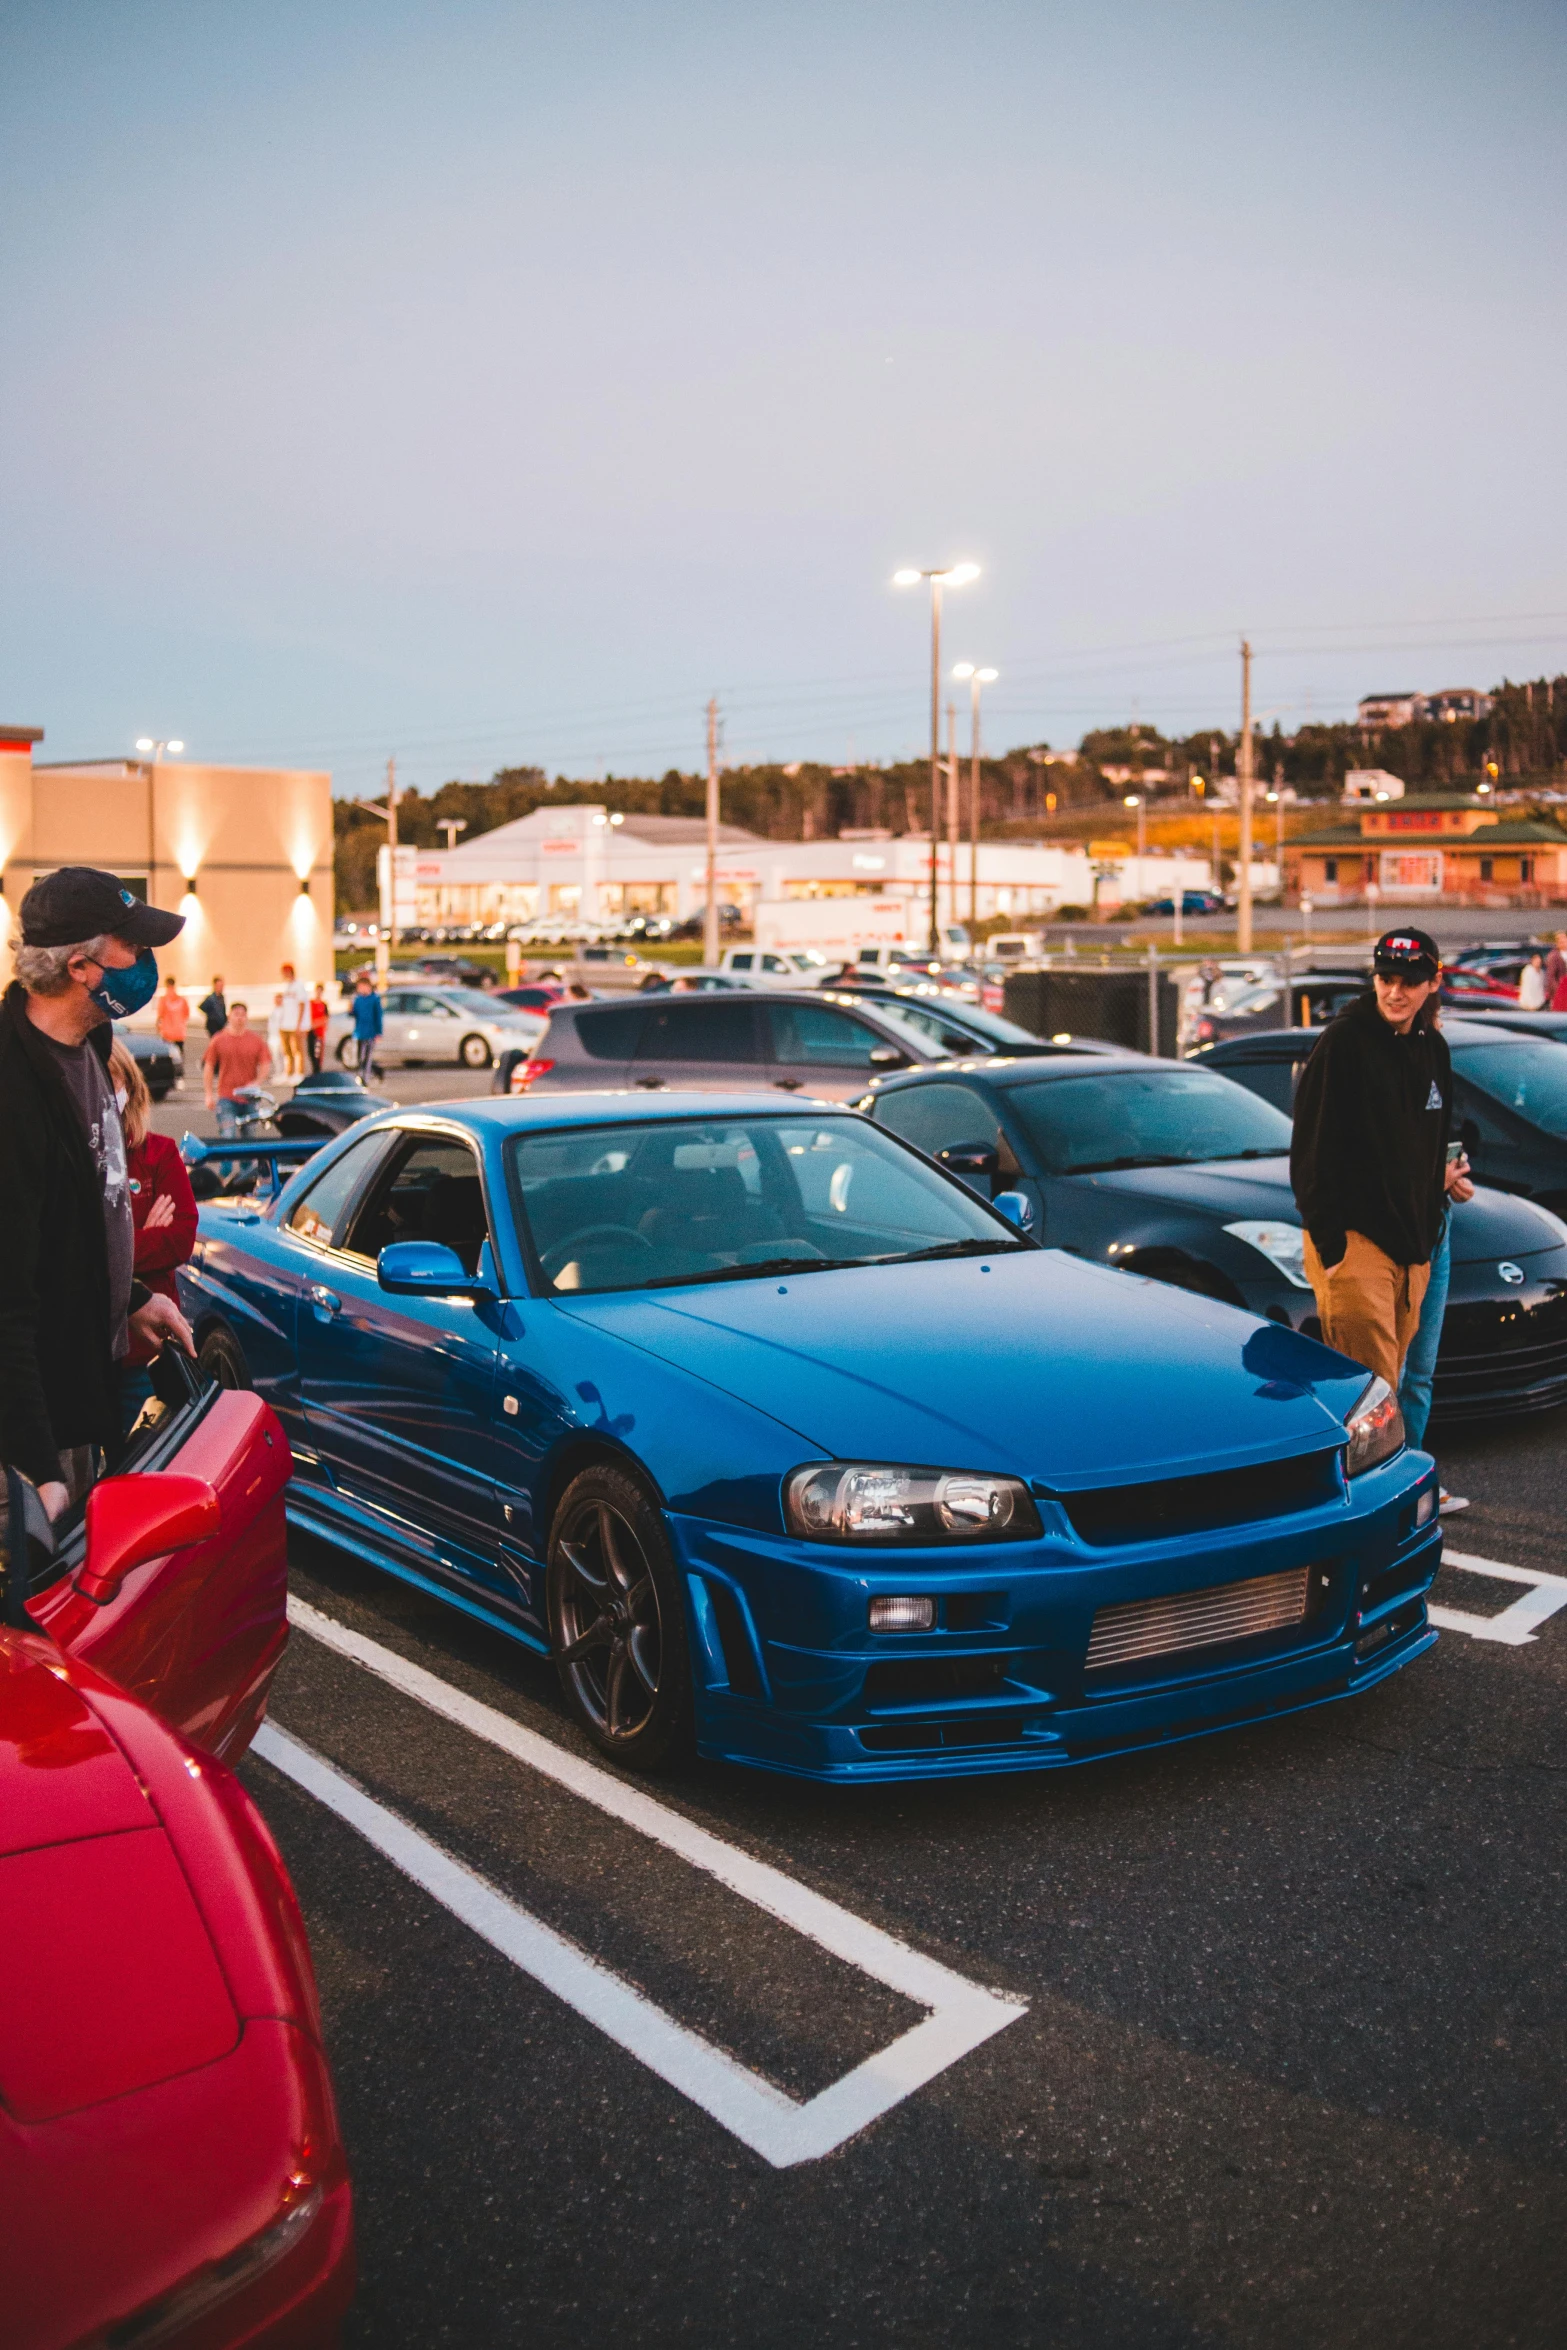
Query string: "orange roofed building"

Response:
xmin=1285 ymin=794 xmax=1567 ymax=910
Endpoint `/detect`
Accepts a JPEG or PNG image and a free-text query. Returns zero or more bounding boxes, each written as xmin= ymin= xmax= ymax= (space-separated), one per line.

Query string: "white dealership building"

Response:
xmin=381 ymin=802 xmax=1244 ymax=932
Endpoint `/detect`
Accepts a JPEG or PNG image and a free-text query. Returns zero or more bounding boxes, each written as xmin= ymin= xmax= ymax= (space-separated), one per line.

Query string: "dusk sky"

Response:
xmin=3 ymin=0 xmax=1564 ymax=797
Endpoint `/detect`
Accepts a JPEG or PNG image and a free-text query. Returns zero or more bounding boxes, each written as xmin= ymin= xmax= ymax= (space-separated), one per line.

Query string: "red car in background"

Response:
xmin=2 ymin=1368 xmax=355 ymax=2350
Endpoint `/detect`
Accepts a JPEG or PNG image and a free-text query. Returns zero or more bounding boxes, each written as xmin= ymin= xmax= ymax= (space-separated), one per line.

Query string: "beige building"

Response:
xmin=0 ymin=727 xmax=333 ymax=992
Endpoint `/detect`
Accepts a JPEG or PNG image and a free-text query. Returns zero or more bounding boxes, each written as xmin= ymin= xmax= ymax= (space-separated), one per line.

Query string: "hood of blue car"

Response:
xmin=557 ymin=1249 xmax=1367 ymax=1491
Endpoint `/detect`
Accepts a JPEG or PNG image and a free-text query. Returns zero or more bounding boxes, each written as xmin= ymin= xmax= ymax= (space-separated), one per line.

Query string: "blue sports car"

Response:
xmin=178 ymin=1093 xmax=1441 ymax=1782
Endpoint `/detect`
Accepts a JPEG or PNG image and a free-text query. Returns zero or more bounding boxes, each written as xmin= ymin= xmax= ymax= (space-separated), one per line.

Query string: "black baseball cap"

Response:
xmin=20 ymin=866 xmax=184 ymax=950
xmin=1372 ymin=927 xmax=1441 ymax=981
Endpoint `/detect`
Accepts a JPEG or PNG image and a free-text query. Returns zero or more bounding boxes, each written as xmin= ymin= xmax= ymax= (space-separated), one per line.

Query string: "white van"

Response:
xmin=987 ymin=931 xmax=1045 ymax=965
xmin=718 ymin=947 xmax=831 ymax=987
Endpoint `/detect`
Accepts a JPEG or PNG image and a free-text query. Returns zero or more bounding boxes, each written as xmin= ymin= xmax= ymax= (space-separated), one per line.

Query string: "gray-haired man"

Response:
xmin=0 ymin=867 xmax=194 ymax=1522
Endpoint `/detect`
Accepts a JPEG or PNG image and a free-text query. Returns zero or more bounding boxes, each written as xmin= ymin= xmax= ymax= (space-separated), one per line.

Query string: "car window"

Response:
xmin=406 ymin=994 xmax=449 ymax=1016
xmin=1450 ymin=1040 xmax=1567 ymax=1138
xmin=382 ymin=992 xmax=412 ymax=1014
xmin=341 ymin=1133 xmax=494 ymax=1273
xmin=761 ymin=955 xmax=790 ymax=973
xmin=767 ymin=1002 xmax=899 ymax=1068
xmin=872 ymin=1082 xmax=1005 ymax=1158
xmin=1009 ymin=1069 xmax=1294 ymax=1174
xmin=574 ymin=1005 xmax=648 ymax=1060
xmin=1215 ymin=1058 xmax=1296 ymax=1116
xmin=284 ymin=1131 xmax=395 ymax=1246
xmin=507 ymin=1113 xmax=1015 ymax=1296
xmin=635 ymin=1000 xmax=762 ymax=1064
xmin=728 ymin=953 xmax=754 ymax=971
xmin=895 ymin=998 xmax=1038 ymax=1049
xmin=442 ymin=988 xmax=514 ymax=1015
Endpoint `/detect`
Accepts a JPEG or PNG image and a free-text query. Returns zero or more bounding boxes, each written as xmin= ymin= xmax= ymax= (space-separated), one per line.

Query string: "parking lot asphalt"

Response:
xmin=240 ymin=1397 xmax=1567 ymax=2350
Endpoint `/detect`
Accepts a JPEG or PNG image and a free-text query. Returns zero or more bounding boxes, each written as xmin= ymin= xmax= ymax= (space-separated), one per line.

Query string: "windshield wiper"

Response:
xmin=1065 ymin=1153 xmax=1193 ymax=1174
xmin=890 ymin=1237 xmax=1028 ymax=1264
xmin=640 ymin=1253 xmax=871 ymax=1288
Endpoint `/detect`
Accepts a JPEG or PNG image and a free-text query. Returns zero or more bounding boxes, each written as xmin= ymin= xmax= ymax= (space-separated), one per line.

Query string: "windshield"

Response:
xmin=1451 ymin=1039 xmax=1567 ymax=1138
xmin=506 ymin=1114 xmax=1020 ymax=1297
xmin=1008 ymin=1068 xmax=1294 ymax=1174
xmin=439 ymin=988 xmax=537 ymax=1019
xmin=893 ymin=997 xmax=1040 ymax=1049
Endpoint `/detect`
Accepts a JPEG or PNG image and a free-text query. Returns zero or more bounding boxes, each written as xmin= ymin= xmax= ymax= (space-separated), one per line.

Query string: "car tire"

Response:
xmin=459 ymin=1033 xmax=492 ymax=1070
xmin=335 ymin=1035 xmax=358 ymax=1069
xmin=493 ymin=1047 xmax=526 ymax=1095
xmin=547 ymin=1464 xmax=694 ymax=1771
xmin=197 ymin=1325 xmax=253 ymax=1390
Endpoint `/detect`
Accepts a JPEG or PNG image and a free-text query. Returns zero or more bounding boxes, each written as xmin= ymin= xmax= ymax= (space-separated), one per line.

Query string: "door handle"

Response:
xmin=307 ymin=1284 xmax=342 ymax=1320
xmin=634 ymin=1076 xmax=668 ymax=1089
xmin=772 ymin=1077 xmax=803 ymax=1091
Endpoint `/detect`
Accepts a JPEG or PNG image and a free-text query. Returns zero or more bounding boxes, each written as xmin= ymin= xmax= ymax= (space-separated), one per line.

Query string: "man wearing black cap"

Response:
xmin=1291 ymin=927 xmax=1461 ymax=1395
xmin=0 ymin=866 xmax=195 ymax=1520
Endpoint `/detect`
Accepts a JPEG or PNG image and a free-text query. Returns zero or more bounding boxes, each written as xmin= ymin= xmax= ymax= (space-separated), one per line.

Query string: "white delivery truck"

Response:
xmin=750 ymin=895 xmax=911 ymax=961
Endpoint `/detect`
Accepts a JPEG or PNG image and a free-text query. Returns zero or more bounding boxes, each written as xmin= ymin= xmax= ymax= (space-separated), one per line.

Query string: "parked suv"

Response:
xmin=502 ymin=989 xmax=970 ymax=1102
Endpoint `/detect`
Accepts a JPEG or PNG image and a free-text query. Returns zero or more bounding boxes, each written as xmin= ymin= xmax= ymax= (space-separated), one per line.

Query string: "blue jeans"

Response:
xmin=1399 ymin=1212 xmax=1450 ymax=1450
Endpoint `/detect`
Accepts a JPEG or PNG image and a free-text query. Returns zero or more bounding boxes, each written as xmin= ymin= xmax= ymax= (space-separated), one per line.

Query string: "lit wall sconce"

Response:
xmin=182 ymin=874 xmax=198 ymax=896
xmin=299 ymin=876 xmax=311 ymax=894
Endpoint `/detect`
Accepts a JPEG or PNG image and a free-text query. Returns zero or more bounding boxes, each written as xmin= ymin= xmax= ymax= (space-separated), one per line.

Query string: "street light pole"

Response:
xmin=894 ymin=564 xmax=979 ymax=956
xmin=704 ymin=696 xmax=720 ymax=967
xmin=133 ymin=736 xmax=185 ymax=916
xmin=952 ymin=663 xmax=998 ymax=938
xmin=945 ymin=698 xmax=959 ymax=937
xmin=1237 ymin=637 xmax=1255 ymax=954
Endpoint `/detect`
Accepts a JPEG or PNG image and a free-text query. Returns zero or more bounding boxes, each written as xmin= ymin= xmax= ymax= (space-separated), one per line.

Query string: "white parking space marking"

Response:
xmin=1428 ymin=1549 xmax=1567 ymax=1647
xmin=263 ymin=1600 xmax=1025 ymax=2167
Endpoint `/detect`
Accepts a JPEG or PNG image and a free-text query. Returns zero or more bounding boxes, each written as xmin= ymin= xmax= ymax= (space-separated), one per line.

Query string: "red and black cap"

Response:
xmin=1372 ymin=927 xmax=1441 ymax=981
xmin=20 ymin=866 xmax=184 ymax=950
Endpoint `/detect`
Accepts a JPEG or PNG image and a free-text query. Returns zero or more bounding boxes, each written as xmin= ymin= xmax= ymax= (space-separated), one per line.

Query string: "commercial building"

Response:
xmin=386 ymin=801 xmax=1235 ymax=932
xmin=1287 ymin=794 xmax=1567 ymax=908
xmin=0 ymin=727 xmax=333 ymax=989
xmin=1356 ymin=689 xmax=1492 ymax=729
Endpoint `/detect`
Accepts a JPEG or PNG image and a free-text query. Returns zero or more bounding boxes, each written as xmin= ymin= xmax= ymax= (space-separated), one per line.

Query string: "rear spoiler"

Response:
xmin=179 ymin=1132 xmax=324 ymax=1201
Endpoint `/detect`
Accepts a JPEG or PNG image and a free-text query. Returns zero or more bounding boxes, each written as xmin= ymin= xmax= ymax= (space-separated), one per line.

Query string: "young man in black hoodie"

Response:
xmin=1291 ymin=928 xmax=1459 ymax=1391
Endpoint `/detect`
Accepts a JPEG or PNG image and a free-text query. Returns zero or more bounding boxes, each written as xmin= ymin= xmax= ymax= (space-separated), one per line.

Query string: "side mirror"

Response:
xmin=868 ymin=1046 xmax=904 ymax=1066
xmin=378 ymin=1240 xmax=496 ymax=1300
xmin=938 ymin=1142 xmax=1000 ymax=1179
xmin=77 ymin=1472 xmax=220 ymax=1607
xmin=993 ymin=1189 xmax=1037 ymax=1232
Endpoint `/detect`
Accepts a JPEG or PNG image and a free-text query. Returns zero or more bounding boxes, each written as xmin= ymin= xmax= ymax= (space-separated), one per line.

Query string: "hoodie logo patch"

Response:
xmin=1426 ymin=1082 xmax=1443 ymax=1110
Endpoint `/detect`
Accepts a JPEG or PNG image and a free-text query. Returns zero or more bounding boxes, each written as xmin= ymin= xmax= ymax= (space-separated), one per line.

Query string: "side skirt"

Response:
xmin=285 ymin=1495 xmax=550 ymax=1658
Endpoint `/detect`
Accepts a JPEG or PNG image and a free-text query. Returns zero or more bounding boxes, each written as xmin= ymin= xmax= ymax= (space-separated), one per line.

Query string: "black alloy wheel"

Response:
xmin=547 ymin=1464 xmax=692 ymax=1770
xmin=197 ymin=1325 xmax=253 ymax=1390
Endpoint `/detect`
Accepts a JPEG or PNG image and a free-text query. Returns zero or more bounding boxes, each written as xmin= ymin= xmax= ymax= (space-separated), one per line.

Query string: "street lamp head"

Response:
xmin=976 ymin=667 xmax=998 ymax=684
xmin=1124 ymin=794 xmax=1140 ymax=808
xmin=166 ymin=740 xmax=184 ymax=754
xmin=135 ymin=738 xmax=155 ymax=753
xmin=951 ymin=662 xmax=975 ymax=681
xmin=940 ymin=563 xmax=980 ymax=586
xmin=892 ymin=568 xmax=922 ymax=587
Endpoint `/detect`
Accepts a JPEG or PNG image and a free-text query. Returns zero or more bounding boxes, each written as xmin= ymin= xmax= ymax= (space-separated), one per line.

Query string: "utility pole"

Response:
xmin=969 ymin=702 xmax=981 ymax=931
xmin=368 ymin=754 xmax=400 ymax=988
xmin=1236 ymin=640 xmax=1255 ymax=954
xmin=945 ymin=699 xmax=959 ymax=939
xmin=703 ymin=697 xmax=720 ymax=967
xmin=928 ymin=582 xmax=943 ymax=955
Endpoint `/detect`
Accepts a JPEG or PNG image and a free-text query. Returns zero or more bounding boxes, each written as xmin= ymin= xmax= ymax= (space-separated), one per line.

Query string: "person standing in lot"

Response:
xmin=156 ymin=970 xmax=190 ymax=1059
xmin=307 ymin=980 xmax=330 ymax=1073
xmin=1544 ymin=932 xmax=1567 ymax=1003
xmin=199 ymin=974 xmax=227 ymax=1040
xmin=203 ymin=1000 xmax=273 ymax=1138
xmin=108 ymin=1039 xmax=199 ymax=1437
xmin=277 ymin=961 xmax=306 ymax=1078
xmin=1291 ymin=929 xmax=1464 ymax=1396
xmin=351 ymin=970 xmax=383 ymax=1080
xmin=1517 ymin=952 xmax=1549 ymax=1011
xmin=0 ymin=866 xmax=195 ymax=1521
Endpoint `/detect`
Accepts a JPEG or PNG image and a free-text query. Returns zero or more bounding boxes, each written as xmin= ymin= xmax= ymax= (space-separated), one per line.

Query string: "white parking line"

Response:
xmin=261 ymin=1599 xmax=1025 ymax=2167
xmin=1428 ymin=1549 xmax=1567 ymax=1647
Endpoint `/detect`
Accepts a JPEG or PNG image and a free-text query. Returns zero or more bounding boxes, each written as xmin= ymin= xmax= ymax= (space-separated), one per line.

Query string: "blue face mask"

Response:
xmin=89 ymin=948 xmax=161 ymax=1021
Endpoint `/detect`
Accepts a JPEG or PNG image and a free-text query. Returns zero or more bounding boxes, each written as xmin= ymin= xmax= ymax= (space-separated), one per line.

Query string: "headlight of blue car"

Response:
xmin=1223 ymin=1219 xmax=1311 ymax=1289
xmin=784 ymin=1462 xmax=1042 ymax=1544
xmin=1344 ymin=1376 xmax=1405 ymax=1475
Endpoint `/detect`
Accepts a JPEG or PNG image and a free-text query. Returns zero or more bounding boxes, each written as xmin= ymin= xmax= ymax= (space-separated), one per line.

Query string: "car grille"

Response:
xmin=1056 ymin=1451 xmax=1339 ymax=1547
xmin=1085 ymin=1562 xmax=1312 ymax=1672
xmin=1434 ymin=1293 xmax=1567 ymax=1418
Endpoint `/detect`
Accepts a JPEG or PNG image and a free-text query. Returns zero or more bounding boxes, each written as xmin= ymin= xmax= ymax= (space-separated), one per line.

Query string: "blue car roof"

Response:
xmin=395 ymin=1089 xmax=876 ymax=1136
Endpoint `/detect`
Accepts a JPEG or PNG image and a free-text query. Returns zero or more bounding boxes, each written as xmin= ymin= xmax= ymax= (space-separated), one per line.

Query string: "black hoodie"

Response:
xmin=1290 ymin=990 xmax=1450 ymax=1271
xmin=0 ymin=983 xmax=150 ymax=1485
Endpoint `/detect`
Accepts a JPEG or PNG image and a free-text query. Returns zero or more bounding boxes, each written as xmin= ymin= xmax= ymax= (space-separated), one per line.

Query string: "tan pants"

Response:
xmin=280 ymin=1027 xmax=305 ymax=1077
xmin=1303 ymin=1230 xmax=1429 ymax=1388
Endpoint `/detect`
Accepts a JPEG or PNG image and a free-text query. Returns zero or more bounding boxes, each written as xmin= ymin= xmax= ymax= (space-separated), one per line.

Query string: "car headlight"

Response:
xmin=1223 ymin=1219 xmax=1311 ymax=1290
xmin=784 ymin=1462 xmax=1041 ymax=1544
xmin=1344 ymin=1376 xmax=1405 ymax=1476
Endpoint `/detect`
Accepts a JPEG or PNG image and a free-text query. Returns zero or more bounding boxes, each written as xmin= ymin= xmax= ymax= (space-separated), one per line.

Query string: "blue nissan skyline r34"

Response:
xmin=178 ymin=1092 xmax=1442 ymax=1782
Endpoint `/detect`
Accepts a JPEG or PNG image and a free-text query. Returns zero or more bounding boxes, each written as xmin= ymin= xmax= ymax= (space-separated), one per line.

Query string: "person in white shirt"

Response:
xmin=276 ymin=960 xmax=306 ymax=1077
xmin=1518 ymin=953 xmax=1549 ymax=1011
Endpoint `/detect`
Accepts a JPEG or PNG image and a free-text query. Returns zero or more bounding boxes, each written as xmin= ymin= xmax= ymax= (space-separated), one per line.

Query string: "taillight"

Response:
xmin=510 ymin=1057 xmax=553 ymax=1093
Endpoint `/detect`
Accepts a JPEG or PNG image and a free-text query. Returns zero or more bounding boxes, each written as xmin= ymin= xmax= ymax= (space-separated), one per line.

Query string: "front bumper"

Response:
xmin=669 ymin=1453 xmax=1441 ymax=1782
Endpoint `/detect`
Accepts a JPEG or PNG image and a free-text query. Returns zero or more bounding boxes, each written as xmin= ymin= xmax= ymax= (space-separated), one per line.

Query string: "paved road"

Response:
xmin=149 ymin=1058 xmax=493 ymax=1142
xmin=238 ymin=1401 xmax=1567 ymax=2350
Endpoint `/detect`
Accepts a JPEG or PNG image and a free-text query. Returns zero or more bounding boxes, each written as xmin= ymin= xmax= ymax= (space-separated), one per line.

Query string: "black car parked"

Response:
xmin=823 ymin=983 xmax=1124 ymax=1062
xmin=272 ymin=1068 xmax=396 ymax=1138
xmin=861 ymin=1052 xmax=1567 ymax=1426
xmin=117 ymin=1027 xmax=182 ymax=1100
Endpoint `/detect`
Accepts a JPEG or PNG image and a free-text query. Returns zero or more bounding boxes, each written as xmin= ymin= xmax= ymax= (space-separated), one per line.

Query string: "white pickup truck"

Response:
xmin=718 ymin=947 xmax=832 ymax=987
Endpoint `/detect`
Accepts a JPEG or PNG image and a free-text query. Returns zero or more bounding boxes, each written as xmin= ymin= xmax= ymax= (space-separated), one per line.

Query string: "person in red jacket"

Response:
xmin=109 ymin=1040 xmax=199 ymax=1435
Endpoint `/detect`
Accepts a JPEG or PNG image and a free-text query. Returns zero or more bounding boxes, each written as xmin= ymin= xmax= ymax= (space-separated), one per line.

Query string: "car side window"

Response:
xmin=340 ymin=1134 xmax=494 ymax=1275
xmin=872 ymin=1082 xmax=1006 ymax=1159
xmin=284 ymin=1132 xmax=395 ymax=1246
xmin=574 ymin=1006 xmax=648 ymax=1060
xmin=767 ymin=1003 xmax=888 ymax=1068
xmin=1222 ymin=1058 xmax=1294 ymax=1116
xmin=728 ymin=952 xmax=754 ymax=971
xmin=635 ymin=1000 xmax=762 ymax=1064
